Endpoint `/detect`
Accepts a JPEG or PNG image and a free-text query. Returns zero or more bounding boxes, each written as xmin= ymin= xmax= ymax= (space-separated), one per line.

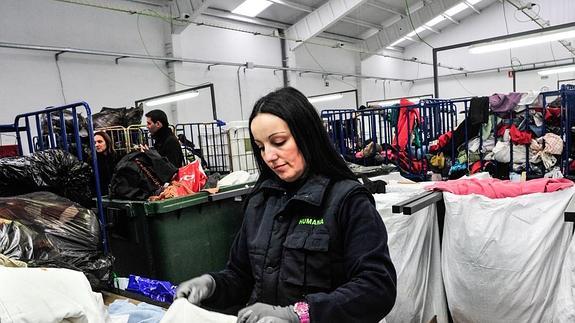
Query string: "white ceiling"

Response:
xmin=128 ymin=0 xmax=499 ymax=52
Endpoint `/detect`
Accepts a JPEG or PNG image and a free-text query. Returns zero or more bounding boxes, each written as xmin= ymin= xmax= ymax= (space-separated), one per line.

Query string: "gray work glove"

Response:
xmin=236 ymin=303 xmax=299 ymax=323
xmin=175 ymin=274 xmax=215 ymax=304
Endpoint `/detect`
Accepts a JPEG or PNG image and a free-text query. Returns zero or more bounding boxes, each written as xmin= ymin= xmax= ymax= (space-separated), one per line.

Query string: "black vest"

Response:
xmin=244 ymin=175 xmax=371 ymax=305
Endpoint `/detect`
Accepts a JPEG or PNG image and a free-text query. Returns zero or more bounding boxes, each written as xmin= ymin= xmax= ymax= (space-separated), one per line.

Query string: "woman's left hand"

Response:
xmin=236 ymin=303 xmax=298 ymax=323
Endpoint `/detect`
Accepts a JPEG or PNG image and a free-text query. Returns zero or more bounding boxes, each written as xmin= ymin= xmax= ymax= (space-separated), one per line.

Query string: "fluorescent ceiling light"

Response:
xmin=426 ymin=15 xmax=446 ymax=27
xmin=538 ymin=65 xmax=575 ymax=76
xmin=232 ymin=0 xmax=272 ymax=17
xmin=470 ymin=29 xmax=575 ymax=54
xmin=406 ymin=26 xmax=427 ymax=38
xmin=145 ymin=91 xmax=199 ymax=107
xmin=389 ymin=38 xmax=406 ymax=47
xmin=308 ymin=93 xmax=343 ymax=104
xmin=445 ymin=3 xmax=469 ymax=16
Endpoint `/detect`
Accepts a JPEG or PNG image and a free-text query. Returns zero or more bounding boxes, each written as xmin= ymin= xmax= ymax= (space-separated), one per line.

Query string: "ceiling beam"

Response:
xmin=360 ymin=0 xmax=460 ymax=55
xmin=268 ymin=0 xmax=314 ymax=12
xmin=271 ymin=0 xmax=383 ymax=32
xmin=202 ymin=7 xmax=290 ymax=29
xmin=285 ymin=0 xmax=371 ymax=49
xmin=170 ymin=0 xmax=212 ymax=21
xmin=367 ymin=1 xmax=405 ymax=16
xmin=200 ymin=8 xmax=361 ymax=45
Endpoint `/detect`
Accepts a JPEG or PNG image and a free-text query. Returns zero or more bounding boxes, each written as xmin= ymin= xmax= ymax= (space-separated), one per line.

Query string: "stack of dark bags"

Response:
xmin=41 ymin=110 xmax=89 ymax=137
xmin=93 ymin=106 xmax=143 ymax=129
xmin=0 ymin=191 xmax=113 ymax=289
xmin=0 ymin=149 xmax=93 ymax=207
xmin=0 ymin=150 xmax=112 ymax=288
xmin=110 ymin=150 xmax=178 ymax=201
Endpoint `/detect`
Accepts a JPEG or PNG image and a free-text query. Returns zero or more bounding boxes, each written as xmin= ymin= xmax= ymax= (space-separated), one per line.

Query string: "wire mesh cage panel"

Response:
xmin=13 ymin=102 xmax=108 ymax=253
xmin=95 ymin=126 xmax=130 ymax=157
xmin=225 ymin=121 xmax=258 ymax=174
xmin=176 ymin=122 xmax=230 ymax=173
xmin=126 ymin=124 xmax=153 ymax=151
xmin=321 ymin=102 xmax=456 ymax=178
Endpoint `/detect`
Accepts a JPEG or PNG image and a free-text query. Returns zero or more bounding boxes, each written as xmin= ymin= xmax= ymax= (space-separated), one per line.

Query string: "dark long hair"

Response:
xmin=94 ymin=131 xmax=115 ymax=156
xmin=249 ymin=87 xmax=355 ymax=186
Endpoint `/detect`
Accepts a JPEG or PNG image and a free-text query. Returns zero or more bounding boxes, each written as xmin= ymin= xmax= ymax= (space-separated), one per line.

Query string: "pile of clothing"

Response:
xmin=429 ymin=91 xmax=566 ymax=180
xmin=350 ymin=99 xmax=427 ymax=176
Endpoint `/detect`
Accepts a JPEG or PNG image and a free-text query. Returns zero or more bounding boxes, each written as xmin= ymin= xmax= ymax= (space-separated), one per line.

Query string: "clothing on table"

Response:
xmin=160 ymin=299 xmax=235 ymax=323
xmin=0 ymin=267 xmax=106 ymax=322
xmin=152 ymin=127 xmax=184 ymax=168
xmin=0 ymin=254 xmax=27 ymax=267
xmin=108 ymin=299 xmax=165 ymax=323
xmin=426 ymin=177 xmax=573 ymax=199
xmin=204 ymin=174 xmax=397 ymax=323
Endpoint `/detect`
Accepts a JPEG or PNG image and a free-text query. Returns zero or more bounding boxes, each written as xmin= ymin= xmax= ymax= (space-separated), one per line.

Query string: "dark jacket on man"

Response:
xmin=152 ymin=126 xmax=184 ymax=168
xmin=205 ymin=174 xmax=397 ymax=323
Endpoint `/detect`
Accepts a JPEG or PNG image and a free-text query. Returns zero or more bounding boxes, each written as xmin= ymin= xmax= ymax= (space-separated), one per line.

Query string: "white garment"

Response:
xmin=218 ymin=171 xmax=252 ymax=187
xmin=0 ymin=267 xmax=106 ymax=323
xmin=553 ymin=235 xmax=575 ymax=322
xmin=492 ymin=141 xmax=530 ymax=164
xmin=160 ymin=299 xmax=236 ymax=323
xmin=442 ymin=188 xmax=574 ymax=322
xmin=374 ymin=192 xmax=448 ymax=323
xmin=515 ymin=90 xmax=541 ymax=111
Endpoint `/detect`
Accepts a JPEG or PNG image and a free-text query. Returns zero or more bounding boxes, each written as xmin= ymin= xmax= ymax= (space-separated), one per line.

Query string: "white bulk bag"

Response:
xmin=375 ymin=192 xmax=448 ymax=323
xmin=441 ymin=188 xmax=574 ymax=322
xmin=553 ymin=234 xmax=575 ymax=322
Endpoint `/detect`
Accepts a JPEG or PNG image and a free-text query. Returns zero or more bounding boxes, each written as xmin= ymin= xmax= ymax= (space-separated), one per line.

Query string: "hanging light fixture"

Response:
xmin=308 ymin=93 xmax=344 ymax=104
xmin=232 ymin=0 xmax=272 ymax=17
xmin=469 ymin=29 xmax=575 ymax=54
xmin=538 ymin=65 xmax=575 ymax=76
xmin=144 ymin=91 xmax=199 ymax=107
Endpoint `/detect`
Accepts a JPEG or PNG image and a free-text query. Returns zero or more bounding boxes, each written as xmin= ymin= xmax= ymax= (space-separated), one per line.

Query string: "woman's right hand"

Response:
xmin=175 ymin=274 xmax=215 ymax=304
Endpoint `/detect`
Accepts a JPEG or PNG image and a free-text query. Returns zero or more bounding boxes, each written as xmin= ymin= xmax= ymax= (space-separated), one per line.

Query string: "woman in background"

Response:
xmin=94 ymin=131 xmax=118 ymax=196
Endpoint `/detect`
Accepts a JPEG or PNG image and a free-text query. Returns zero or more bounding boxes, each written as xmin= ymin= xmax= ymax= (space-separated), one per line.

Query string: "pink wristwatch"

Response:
xmin=293 ymin=301 xmax=310 ymax=323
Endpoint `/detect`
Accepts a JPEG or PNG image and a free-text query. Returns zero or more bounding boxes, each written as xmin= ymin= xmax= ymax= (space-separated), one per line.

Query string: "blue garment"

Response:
xmin=530 ymin=125 xmax=544 ymax=138
xmin=126 ymin=275 xmax=176 ymax=303
xmin=108 ymin=299 xmax=165 ymax=323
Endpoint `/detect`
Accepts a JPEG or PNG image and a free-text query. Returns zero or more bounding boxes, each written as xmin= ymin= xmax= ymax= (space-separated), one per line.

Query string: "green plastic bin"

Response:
xmin=102 ymin=184 xmax=252 ymax=284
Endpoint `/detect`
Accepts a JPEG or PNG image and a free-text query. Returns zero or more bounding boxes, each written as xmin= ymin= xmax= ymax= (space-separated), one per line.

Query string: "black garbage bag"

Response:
xmin=93 ymin=107 xmax=126 ymax=129
xmin=41 ymin=110 xmax=89 ymax=138
xmin=31 ymin=150 xmax=93 ymax=207
xmin=0 ymin=150 xmax=93 ymax=207
xmin=124 ymin=105 xmax=143 ymax=126
xmin=0 ymin=192 xmax=113 ymax=288
xmin=110 ymin=150 xmax=178 ymax=200
xmin=93 ymin=105 xmax=143 ymax=129
xmin=0 ymin=156 xmax=40 ymax=196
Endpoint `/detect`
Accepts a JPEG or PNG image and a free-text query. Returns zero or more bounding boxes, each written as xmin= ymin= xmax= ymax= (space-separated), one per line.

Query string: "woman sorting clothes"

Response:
xmin=176 ymin=87 xmax=397 ymax=323
xmin=93 ymin=131 xmax=118 ymax=196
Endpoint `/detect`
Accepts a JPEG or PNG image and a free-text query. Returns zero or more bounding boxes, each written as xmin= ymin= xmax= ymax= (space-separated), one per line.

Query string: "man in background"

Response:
xmin=143 ymin=109 xmax=184 ymax=168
